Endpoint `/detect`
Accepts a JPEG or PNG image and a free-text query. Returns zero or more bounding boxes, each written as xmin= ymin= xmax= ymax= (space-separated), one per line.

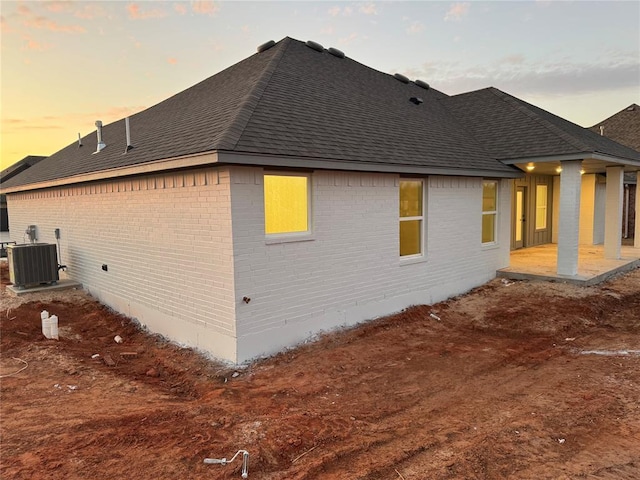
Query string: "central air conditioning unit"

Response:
xmin=7 ymin=243 xmax=59 ymax=289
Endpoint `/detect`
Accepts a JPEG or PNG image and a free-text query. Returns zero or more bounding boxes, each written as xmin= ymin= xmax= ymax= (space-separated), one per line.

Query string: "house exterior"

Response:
xmin=589 ymin=104 xmax=640 ymax=240
xmin=2 ymin=38 xmax=639 ymax=363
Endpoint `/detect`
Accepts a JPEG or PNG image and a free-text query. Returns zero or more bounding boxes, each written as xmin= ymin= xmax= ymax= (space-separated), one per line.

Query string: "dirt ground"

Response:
xmin=1 ymin=262 xmax=639 ymax=480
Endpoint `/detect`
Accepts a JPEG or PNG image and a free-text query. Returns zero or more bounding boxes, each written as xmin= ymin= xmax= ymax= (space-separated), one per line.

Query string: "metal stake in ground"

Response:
xmin=204 ymin=450 xmax=249 ymax=478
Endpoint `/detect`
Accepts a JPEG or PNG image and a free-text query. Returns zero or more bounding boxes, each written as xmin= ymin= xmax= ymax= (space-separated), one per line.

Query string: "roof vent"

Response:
xmin=257 ymin=40 xmax=275 ymax=53
xmin=328 ymin=47 xmax=345 ymax=59
xmin=306 ymin=40 xmax=324 ymax=52
xmin=414 ymin=79 xmax=430 ymax=90
xmin=93 ymin=120 xmax=106 ymax=154
xmin=124 ymin=117 xmax=133 ymax=153
xmin=393 ymin=73 xmax=410 ymax=84
xmin=410 ymin=97 xmax=424 ymax=105
xmin=599 ymin=126 xmax=604 ymax=136
xmin=77 ymin=133 xmax=83 ymax=148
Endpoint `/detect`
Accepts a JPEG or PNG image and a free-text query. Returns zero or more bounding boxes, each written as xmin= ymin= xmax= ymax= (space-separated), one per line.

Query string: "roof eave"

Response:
xmin=0 ymin=149 xmax=524 ymax=194
xmin=217 ymin=151 xmax=524 ymax=178
xmin=500 ymin=152 xmax=640 ymax=167
xmin=0 ymin=151 xmax=220 ymax=194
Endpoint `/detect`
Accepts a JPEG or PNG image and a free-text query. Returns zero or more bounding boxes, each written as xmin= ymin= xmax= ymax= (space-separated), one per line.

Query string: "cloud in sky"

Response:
xmin=126 ymin=3 xmax=168 ymax=20
xmin=402 ymin=54 xmax=639 ymax=97
xmin=406 ymin=21 xmax=424 ymax=35
xmin=359 ymin=3 xmax=378 ymax=16
xmin=45 ymin=2 xmax=70 ymax=13
xmin=338 ymin=32 xmax=359 ymax=46
xmin=16 ymin=5 xmax=86 ymax=34
xmin=22 ymin=35 xmax=53 ymax=52
xmin=192 ymin=1 xmax=219 ymax=16
xmin=174 ymin=3 xmax=187 ymax=15
xmin=74 ymin=4 xmax=109 ymax=20
xmin=445 ymin=2 xmax=470 ymax=22
xmin=329 ymin=5 xmax=353 ymax=17
xmin=167 ymin=57 xmax=178 ymax=65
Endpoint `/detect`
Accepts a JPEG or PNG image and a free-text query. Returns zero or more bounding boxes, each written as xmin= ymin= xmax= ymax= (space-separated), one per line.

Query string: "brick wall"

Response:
xmin=230 ymin=167 xmax=511 ymax=362
xmin=7 ymin=167 xmax=238 ymax=361
xmin=7 ymin=165 xmax=512 ymax=364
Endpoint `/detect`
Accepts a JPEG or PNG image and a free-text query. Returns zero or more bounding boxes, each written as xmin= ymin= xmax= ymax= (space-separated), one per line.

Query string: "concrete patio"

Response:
xmin=497 ymin=244 xmax=640 ymax=286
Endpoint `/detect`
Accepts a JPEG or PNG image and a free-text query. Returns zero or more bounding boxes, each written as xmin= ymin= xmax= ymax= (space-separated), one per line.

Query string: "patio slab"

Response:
xmin=497 ymin=244 xmax=640 ymax=286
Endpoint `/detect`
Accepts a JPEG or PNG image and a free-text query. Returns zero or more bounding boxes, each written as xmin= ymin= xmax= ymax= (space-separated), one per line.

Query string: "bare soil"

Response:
xmin=1 ymin=262 xmax=640 ymax=479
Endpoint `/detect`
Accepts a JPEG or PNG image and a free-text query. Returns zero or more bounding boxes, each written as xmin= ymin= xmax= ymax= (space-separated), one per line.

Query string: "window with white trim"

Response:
xmin=399 ymin=179 xmax=424 ymax=257
xmin=535 ymin=184 xmax=548 ymax=230
xmin=482 ymin=180 xmax=498 ymax=244
xmin=264 ymin=173 xmax=310 ymax=235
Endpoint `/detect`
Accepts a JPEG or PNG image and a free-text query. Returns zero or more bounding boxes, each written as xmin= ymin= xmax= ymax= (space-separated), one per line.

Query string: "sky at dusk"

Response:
xmin=1 ymin=0 xmax=639 ymax=171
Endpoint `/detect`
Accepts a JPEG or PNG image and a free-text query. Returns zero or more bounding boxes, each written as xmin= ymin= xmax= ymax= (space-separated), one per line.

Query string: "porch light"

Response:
xmin=555 ymin=166 xmax=563 ymax=173
xmin=580 ymin=169 xmax=585 ymax=175
xmin=526 ymin=163 xmax=535 ymax=172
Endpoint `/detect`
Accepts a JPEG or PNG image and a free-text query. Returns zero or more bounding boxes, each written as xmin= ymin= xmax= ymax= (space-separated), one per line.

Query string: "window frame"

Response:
xmin=399 ymin=178 xmax=425 ymax=259
xmin=263 ymin=171 xmax=312 ymax=242
xmin=535 ymin=184 xmax=548 ymax=231
xmin=481 ymin=180 xmax=499 ymax=246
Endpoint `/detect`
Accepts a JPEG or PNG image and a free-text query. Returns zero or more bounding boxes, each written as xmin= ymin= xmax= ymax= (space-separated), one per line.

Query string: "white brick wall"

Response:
xmin=230 ymin=167 xmax=511 ymax=362
xmin=7 ymin=165 xmax=512 ymax=364
xmin=7 ymin=167 xmax=238 ymax=361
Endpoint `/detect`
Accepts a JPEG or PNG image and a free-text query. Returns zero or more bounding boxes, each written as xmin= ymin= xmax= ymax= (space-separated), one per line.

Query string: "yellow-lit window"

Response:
xmin=535 ymin=184 xmax=548 ymax=230
xmin=400 ymin=179 xmax=424 ymax=257
xmin=482 ymin=180 xmax=497 ymax=244
xmin=264 ymin=173 xmax=309 ymax=235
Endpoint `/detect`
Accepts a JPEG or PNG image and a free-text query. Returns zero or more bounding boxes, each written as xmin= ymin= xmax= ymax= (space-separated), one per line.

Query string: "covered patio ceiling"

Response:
xmin=505 ymin=156 xmax=640 ymax=177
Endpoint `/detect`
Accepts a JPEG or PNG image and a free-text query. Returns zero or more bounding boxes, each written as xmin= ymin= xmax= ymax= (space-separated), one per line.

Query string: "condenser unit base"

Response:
xmin=6 ymin=279 xmax=82 ymax=296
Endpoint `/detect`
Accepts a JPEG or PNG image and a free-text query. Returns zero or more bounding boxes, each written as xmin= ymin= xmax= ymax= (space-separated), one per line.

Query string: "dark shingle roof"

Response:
xmin=2 ymin=37 xmax=518 ymax=190
xmin=444 ymin=88 xmax=640 ymax=163
xmin=1 ymin=155 xmax=47 ymax=185
xmin=588 ymin=104 xmax=640 ymax=151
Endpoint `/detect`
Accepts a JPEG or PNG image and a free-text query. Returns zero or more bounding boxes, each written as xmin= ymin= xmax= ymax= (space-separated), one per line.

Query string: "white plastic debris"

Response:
xmin=429 ymin=313 xmax=441 ymax=321
xmin=41 ymin=310 xmax=51 ymax=338
xmin=114 ymin=335 xmax=124 ymax=344
xmin=558 ymin=438 xmax=565 ymax=444
xmin=91 ymin=354 xmax=101 ymax=359
xmin=49 ymin=315 xmax=59 ymax=340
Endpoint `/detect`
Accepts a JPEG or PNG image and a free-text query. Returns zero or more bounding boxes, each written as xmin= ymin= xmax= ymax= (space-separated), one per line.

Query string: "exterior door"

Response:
xmin=514 ymin=186 xmax=526 ymax=249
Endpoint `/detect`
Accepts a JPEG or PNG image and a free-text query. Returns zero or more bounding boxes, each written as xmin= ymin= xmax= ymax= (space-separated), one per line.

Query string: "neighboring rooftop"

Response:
xmin=0 ymin=155 xmax=47 ymax=185
xmin=589 ymin=104 xmax=640 ymax=151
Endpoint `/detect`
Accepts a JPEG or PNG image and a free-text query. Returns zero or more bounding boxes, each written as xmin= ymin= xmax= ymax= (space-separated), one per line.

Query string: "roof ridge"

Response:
xmin=217 ymin=38 xmax=292 ymax=150
xmin=488 ymin=87 xmax=591 ymax=153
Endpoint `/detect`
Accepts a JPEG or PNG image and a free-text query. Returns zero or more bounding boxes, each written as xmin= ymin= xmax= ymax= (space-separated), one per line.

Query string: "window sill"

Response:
xmin=399 ymin=254 xmax=427 ymax=266
xmin=265 ymin=233 xmax=315 ymax=245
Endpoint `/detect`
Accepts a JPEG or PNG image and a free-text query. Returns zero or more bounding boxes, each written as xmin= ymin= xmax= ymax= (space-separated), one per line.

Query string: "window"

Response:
xmin=264 ymin=173 xmax=310 ymax=235
xmin=399 ymin=179 xmax=424 ymax=257
xmin=535 ymin=184 xmax=548 ymax=230
xmin=482 ymin=180 xmax=497 ymax=244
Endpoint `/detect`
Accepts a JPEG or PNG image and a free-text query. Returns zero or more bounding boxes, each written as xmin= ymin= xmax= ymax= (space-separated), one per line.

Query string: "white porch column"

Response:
xmin=635 ymin=172 xmax=640 ymax=249
xmin=557 ymin=160 xmax=582 ymax=276
xmin=604 ymin=166 xmax=623 ymax=259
